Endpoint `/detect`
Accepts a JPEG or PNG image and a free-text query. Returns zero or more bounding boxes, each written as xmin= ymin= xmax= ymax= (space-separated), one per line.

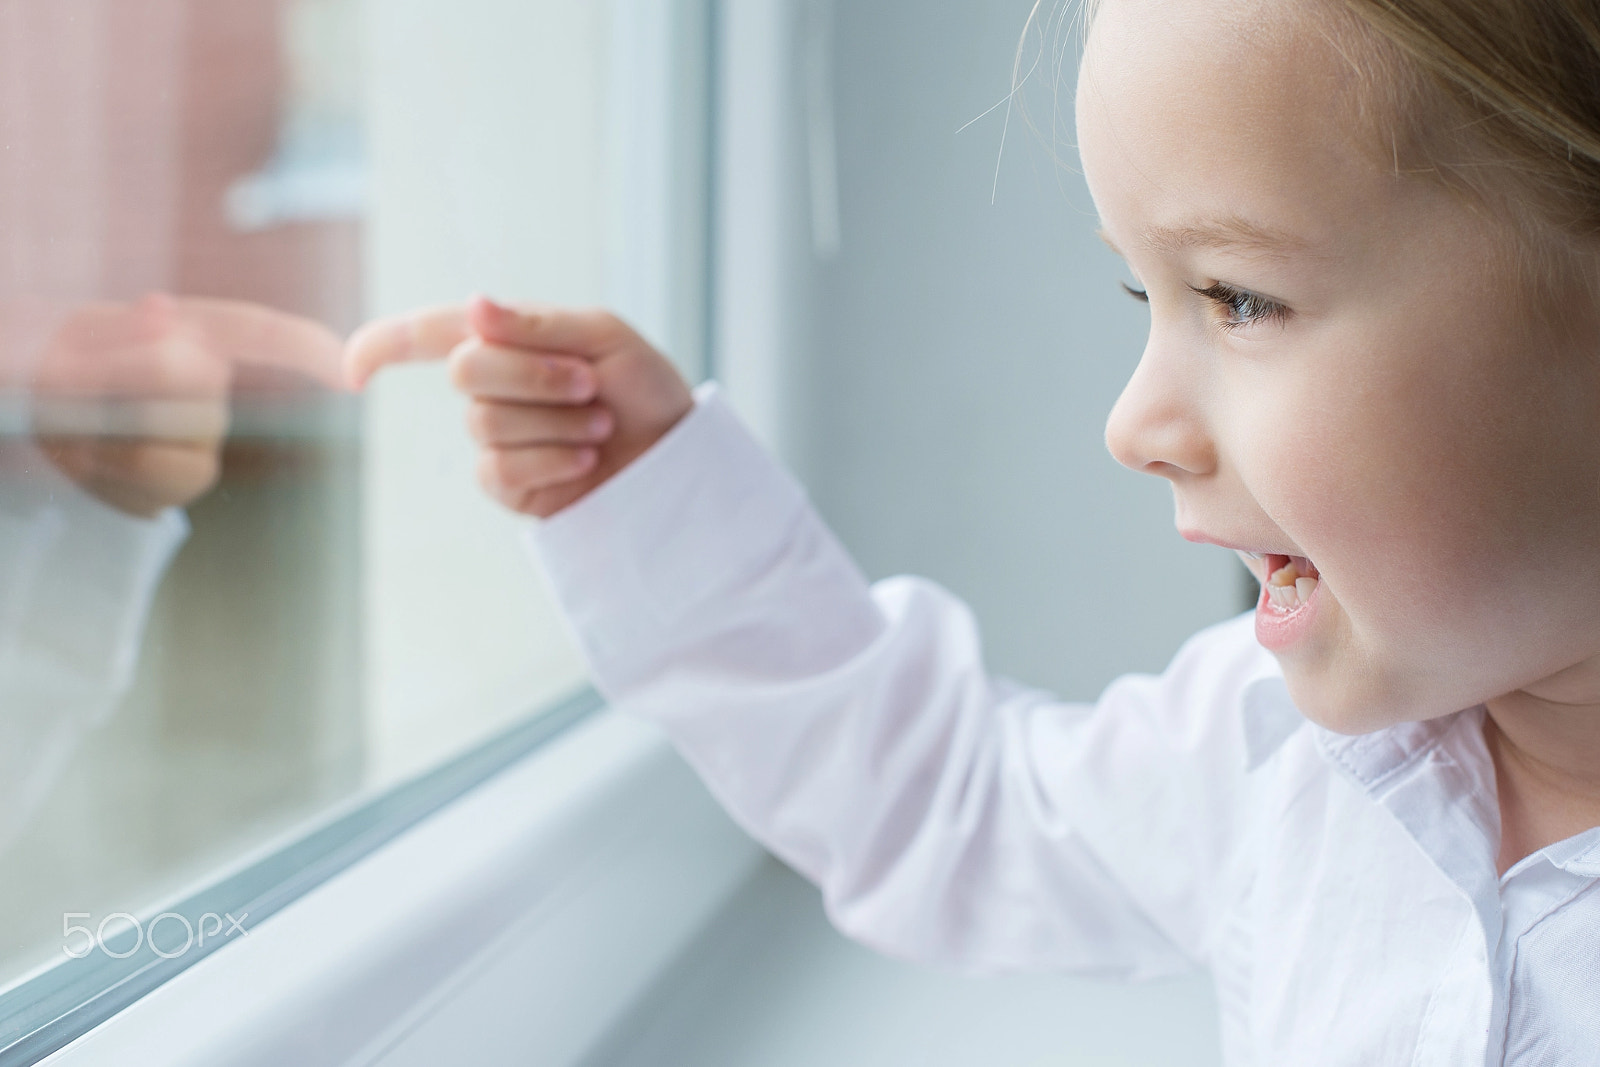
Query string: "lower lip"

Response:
xmin=1254 ymin=576 xmax=1323 ymax=652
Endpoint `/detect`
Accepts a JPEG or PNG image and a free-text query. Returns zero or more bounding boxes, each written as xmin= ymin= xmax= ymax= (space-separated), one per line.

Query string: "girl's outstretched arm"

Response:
xmin=528 ymin=379 xmax=1273 ymax=977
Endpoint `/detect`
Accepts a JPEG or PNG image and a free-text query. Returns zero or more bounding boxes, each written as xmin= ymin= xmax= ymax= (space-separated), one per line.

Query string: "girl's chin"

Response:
xmin=1278 ymin=656 xmax=1465 ymax=737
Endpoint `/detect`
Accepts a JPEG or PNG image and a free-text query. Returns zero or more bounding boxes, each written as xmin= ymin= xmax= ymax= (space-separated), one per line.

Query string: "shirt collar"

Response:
xmin=1235 ymin=649 xmax=1504 ymax=910
xmin=1305 ymin=707 xmax=1600 ymax=877
xmin=1538 ymin=825 xmax=1600 ymax=877
xmin=1313 ymin=705 xmax=1507 ymax=937
xmin=1239 ymin=648 xmax=1599 ymax=961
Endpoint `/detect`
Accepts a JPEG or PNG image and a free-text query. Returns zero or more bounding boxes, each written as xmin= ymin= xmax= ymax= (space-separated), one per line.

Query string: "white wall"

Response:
xmin=792 ymin=0 xmax=1250 ymax=699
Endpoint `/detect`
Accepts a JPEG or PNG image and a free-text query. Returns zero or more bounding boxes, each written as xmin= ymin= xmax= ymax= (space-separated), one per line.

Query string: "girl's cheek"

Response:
xmin=1245 ymin=382 xmax=1470 ymax=622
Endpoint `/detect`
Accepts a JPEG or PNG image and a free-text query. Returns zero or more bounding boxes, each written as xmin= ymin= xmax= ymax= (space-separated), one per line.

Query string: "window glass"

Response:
xmin=0 ymin=0 xmax=706 ymax=998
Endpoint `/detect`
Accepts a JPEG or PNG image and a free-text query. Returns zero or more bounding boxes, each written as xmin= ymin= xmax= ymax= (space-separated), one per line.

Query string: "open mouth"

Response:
xmin=1258 ymin=553 xmax=1319 ymax=612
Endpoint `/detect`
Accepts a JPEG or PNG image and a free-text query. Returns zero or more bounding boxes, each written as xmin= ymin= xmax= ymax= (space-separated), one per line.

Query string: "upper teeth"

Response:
xmin=1265 ymin=557 xmax=1319 ymax=611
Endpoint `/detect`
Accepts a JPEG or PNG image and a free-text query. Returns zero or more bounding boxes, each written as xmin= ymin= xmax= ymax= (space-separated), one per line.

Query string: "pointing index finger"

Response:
xmin=344 ymin=304 xmax=472 ymax=388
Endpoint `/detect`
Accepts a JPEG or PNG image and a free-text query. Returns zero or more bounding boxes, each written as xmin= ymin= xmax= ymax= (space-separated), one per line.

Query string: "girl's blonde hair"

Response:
xmin=1038 ymin=0 xmax=1600 ymax=265
xmin=1341 ymin=0 xmax=1600 ymax=247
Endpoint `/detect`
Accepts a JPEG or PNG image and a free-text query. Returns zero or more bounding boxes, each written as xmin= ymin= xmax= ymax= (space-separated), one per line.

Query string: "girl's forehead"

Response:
xmin=1082 ymin=0 xmax=1334 ymax=57
xmin=1077 ymin=0 xmax=1401 ymax=251
xmin=1079 ymin=0 xmax=1366 ymax=132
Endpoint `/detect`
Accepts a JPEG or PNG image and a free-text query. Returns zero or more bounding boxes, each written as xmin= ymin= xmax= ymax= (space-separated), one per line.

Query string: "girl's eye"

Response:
xmin=1120 ymin=281 xmax=1148 ymax=302
xmin=1187 ymin=281 xmax=1288 ymax=331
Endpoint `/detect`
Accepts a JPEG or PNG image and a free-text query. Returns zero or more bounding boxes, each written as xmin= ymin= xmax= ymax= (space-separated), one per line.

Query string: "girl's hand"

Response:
xmin=345 ymin=297 xmax=694 ymax=518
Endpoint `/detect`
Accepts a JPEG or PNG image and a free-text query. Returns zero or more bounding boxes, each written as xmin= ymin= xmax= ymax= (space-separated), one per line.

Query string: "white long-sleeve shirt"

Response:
xmin=526 ymin=382 xmax=1600 ymax=1067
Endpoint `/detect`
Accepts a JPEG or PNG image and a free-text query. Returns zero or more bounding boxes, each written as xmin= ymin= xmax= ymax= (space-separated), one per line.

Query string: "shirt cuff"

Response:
xmin=525 ymin=380 xmax=813 ymax=691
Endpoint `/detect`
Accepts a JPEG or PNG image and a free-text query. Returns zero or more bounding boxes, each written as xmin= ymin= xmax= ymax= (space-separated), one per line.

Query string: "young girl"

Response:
xmin=347 ymin=0 xmax=1600 ymax=1061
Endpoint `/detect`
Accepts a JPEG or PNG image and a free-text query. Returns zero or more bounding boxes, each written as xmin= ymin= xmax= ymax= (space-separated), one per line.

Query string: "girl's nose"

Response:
xmin=1103 ymin=345 xmax=1216 ymax=479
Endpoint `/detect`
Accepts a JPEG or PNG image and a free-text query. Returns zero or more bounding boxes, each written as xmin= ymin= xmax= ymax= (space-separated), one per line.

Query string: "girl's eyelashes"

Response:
xmin=1116 ymin=277 xmax=1288 ymax=332
xmin=1187 ymin=281 xmax=1288 ymax=331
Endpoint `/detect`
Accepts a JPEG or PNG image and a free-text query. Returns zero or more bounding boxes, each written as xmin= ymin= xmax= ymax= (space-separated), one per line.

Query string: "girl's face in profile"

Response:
xmin=1077 ymin=0 xmax=1600 ymax=733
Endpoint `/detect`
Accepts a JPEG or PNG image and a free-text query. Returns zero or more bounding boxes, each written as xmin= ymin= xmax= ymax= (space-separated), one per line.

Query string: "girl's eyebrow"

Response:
xmin=1097 ymin=216 xmax=1311 ymax=261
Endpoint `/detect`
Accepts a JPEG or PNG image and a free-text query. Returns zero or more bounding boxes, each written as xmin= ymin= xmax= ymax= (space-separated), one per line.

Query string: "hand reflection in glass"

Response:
xmin=28 ymin=292 xmax=346 ymax=516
